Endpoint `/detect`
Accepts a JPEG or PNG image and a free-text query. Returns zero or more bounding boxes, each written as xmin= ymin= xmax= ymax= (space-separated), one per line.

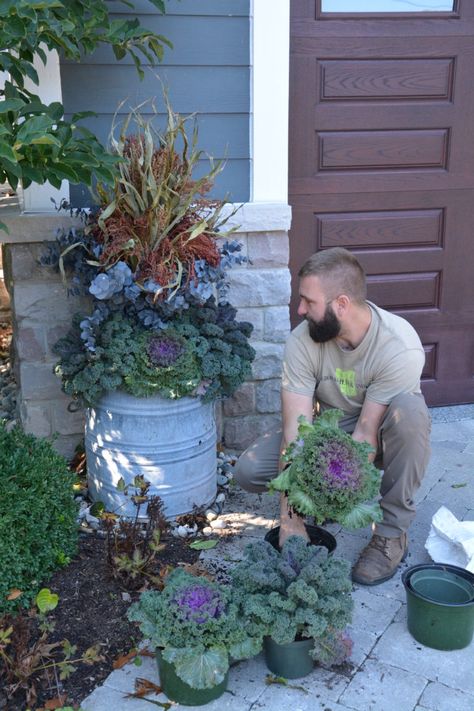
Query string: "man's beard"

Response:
xmin=307 ymin=304 xmax=341 ymax=343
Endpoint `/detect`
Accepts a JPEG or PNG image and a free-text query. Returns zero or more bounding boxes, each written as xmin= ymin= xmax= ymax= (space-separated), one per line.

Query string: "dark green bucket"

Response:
xmin=264 ymin=524 xmax=337 ymax=554
xmin=156 ymin=650 xmax=228 ymax=705
xmin=263 ymin=636 xmax=315 ymax=679
xmin=402 ymin=564 xmax=474 ymax=651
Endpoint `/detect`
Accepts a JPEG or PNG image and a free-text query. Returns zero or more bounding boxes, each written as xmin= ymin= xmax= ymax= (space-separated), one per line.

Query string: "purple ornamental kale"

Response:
xmin=173 ymin=583 xmax=225 ymax=624
xmin=148 ymin=334 xmax=185 ymax=367
xmin=320 ymin=440 xmax=362 ymax=492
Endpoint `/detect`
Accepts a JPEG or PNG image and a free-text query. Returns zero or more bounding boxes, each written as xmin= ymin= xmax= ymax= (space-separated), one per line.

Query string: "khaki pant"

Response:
xmin=234 ymin=392 xmax=431 ymax=538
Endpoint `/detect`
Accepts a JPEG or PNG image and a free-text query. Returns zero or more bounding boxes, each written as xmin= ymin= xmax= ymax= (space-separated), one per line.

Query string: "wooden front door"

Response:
xmin=289 ymin=0 xmax=474 ymax=406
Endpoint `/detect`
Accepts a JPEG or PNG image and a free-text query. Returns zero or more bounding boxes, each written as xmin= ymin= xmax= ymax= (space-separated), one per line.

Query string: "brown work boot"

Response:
xmin=352 ymin=533 xmax=408 ymax=586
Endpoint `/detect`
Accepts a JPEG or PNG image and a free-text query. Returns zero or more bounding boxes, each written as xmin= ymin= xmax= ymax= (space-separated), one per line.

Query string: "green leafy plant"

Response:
xmin=0 ymin=424 xmax=78 ymax=615
xmin=127 ymin=568 xmax=263 ymax=689
xmin=0 ymin=0 xmax=171 ymax=230
xmin=100 ymin=475 xmax=169 ymax=590
xmin=270 ymin=409 xmax=383 ymax=528
xmin=0 ymin=589 xmax=102 ymax=708
xmin=43 ymin=98 xmax=255 ymax=408
xmin=53 ymin=301 xmax=254 ymax=407
xmin=231 ymin=536 xmax=353 ymax=667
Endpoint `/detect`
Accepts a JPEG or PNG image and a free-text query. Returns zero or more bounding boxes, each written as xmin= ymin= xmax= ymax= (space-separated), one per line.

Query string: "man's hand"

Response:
xmin=278 ymin=390 xmax=314 ymax=547
xmin=352 ymin=399 xmax=387 ymax=460
xmin=279 ymin=493 xmax=309 ymax=547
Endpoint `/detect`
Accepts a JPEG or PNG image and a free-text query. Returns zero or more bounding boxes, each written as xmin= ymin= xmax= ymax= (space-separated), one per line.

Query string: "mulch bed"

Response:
xmin=1 ymin=530 xmax=201 ymax=710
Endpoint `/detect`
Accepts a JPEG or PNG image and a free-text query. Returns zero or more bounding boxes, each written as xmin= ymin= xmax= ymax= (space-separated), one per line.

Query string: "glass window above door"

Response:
xmin=321 ymin=1 xmax=454 ymax=11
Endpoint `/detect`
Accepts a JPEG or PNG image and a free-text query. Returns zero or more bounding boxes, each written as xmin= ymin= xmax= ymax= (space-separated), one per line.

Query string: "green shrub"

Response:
xmin=0 ymin=425 xmax=78 ymax=614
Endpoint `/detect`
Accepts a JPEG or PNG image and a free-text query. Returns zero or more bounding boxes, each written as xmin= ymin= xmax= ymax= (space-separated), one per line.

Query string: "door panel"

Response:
xmin=289 ymin=1 xmax=474 ymax=405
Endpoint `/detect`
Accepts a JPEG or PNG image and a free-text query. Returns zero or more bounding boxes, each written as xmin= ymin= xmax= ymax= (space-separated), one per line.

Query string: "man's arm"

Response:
xmin=351 ymin=398 xmax=387 ymax=460
xmin=279 ymin=389 xmax=314 ymax=545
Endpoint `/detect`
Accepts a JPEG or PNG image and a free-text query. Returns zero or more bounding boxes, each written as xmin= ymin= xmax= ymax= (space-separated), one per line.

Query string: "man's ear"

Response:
xmin=334 ymin=294 xmax=351 ymax=316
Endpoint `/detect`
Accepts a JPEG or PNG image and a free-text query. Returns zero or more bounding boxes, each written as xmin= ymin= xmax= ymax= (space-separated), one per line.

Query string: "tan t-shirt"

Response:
xmin=282 ymin=302 xmax=425 ymax=429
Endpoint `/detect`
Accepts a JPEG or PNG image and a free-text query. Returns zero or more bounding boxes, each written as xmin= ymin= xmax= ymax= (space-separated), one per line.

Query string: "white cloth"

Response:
xmin=425 ymin=506 xmax=474 ymax=573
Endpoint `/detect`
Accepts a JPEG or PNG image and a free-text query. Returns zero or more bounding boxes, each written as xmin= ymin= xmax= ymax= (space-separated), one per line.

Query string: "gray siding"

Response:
xmin=60 ymin=0 xmax=250 ymax=206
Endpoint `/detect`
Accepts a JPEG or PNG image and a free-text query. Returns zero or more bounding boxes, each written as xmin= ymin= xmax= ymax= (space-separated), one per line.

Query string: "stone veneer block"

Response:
xmin=264 ymin=305 xmax=291 ymax=343
xmin=5 ymin=243 xmax=54 ymax=282
xmin=19 ymin=361 xmax=62 ymax=399
xmin=15 ymin=326 xmax=48 ymax=361
xmin=247 ymin=231 xmax=289 ymax=268
xmin=51 ymin=396 xmax=86 ymax=436
xmin=256 ymin=378 xmax=281 ymax=414
xmin=224 ymin=413 xmax=281 ymax=451
xmin=235 ymin=307 xmax=264 ymax=340
xmin=13 ymin=282 xmax=78 ymax=322
xmin=19 ymin=400 xmax=52 ymax=438
xmin=227 ymin=268 xmax=291 ymax=308
xmin=222 ymin=382 xmax=256 ymax=417
xmin=251 ymin=341 xmax=284 ymax=380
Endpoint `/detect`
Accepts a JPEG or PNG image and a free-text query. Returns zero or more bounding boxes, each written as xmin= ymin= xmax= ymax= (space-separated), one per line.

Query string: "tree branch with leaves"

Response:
xmin=0 ymin=0 xmax=171 ymax=229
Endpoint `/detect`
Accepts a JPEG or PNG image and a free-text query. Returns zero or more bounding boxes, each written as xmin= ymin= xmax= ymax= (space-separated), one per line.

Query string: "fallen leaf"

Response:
xmin=178 ymin=562 xmax=214 ymax=580
xmin=189 ymin=539 xmax=218 ymax=550
xmin=451 ymin=482 xmax=467 ymax=488
xmin=139 ymin=647 xmax=155 ymax=658
xmin=7 ymin=588 xmax=22 ymax=601
xmin=265 ymin=674 xmax=309 ymax=694
xmin=44 ymin=695 xmax=67 ymax=709
xmin=113 ymin=648 xmax=139 ymax=669
xmin=134 ymin=676 xmax=163 ymax=696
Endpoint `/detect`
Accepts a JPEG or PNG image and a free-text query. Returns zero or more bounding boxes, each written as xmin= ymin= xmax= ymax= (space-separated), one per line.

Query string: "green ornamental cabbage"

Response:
xmin=127 ymin=568 xmax=262 ymax=689
xmin=269 ymin=409 xmax=383 ymax=529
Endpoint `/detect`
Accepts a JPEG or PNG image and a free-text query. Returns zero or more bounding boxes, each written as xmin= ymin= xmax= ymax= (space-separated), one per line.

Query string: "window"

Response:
xmin=321 ymin=1 xmax=454 ymax=12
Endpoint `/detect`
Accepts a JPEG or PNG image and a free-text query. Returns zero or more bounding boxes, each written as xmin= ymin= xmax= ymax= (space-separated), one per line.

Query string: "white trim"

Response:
xmin=250 ymin=0 xmax=290 ymax=205
xmin=20 ymin=47 xmax=69 ymax=212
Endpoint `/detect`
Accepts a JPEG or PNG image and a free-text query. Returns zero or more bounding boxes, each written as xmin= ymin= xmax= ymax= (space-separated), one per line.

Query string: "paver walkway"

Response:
xmin=81 ymin=406 xmax=474 ymax=711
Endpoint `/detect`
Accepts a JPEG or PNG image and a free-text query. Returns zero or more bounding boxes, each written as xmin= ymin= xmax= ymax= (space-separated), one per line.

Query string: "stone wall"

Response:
xmin=1 ymin=210 xmax=291 ymax=458
xmin=0 ymin=247 xmax=11 ymax=321
xmin=222 ymin=230 xmax=290 ymax=451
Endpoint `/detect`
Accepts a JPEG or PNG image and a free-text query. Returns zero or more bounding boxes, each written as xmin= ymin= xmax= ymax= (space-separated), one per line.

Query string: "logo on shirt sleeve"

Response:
xmin=335 ymin=368 xmax=357 ymax=397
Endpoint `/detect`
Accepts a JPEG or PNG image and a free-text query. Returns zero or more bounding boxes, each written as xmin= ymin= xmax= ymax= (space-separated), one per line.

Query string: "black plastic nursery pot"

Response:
xmin=263 ymin=636 xmax=315 ymax=679
xmin=402 ymin=564 xmax=474 ymax=651
xmin=156 ymin=650 xmax=228 ymax=705
xmin=264 ymin=524 xmax=337 ymax=554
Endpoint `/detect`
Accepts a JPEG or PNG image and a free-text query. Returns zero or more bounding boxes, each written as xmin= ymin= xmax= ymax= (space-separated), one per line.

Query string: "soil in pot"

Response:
xmin=156 ymin=650 xmax=228 ymax=706
xmin=264 ymin=524 xmax=337 ymax=554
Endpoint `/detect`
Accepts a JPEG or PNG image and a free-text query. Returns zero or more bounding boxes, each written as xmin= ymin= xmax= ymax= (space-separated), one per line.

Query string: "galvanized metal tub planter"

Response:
xmin=402 ymin=563 xmax=474 ymax=650
xmin=85 ymin=391 xmax=217 ymax=518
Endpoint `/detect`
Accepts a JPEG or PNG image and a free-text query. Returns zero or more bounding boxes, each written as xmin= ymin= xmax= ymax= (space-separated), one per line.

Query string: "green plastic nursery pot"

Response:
xmin=402 ymin=564 xmax=474 ymax=651
xmin=264 ymin=524 xmax=337 ymax=554
xmin=156 ymin=650 xmax=228 ymax=705
xmin=263 ymin=636 xmax=315 ymax=679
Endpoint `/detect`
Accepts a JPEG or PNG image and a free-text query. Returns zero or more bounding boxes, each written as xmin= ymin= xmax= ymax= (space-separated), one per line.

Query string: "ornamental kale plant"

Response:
xmin=269 ymin=409 xmax=383 ymax=529
xmin=127 ymin=568 xmax=262 ymax=689
xmin=231 ymin=537 xmax=353 ymax=666
xmin=44 ymin=99 xmax=255 ymax=407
